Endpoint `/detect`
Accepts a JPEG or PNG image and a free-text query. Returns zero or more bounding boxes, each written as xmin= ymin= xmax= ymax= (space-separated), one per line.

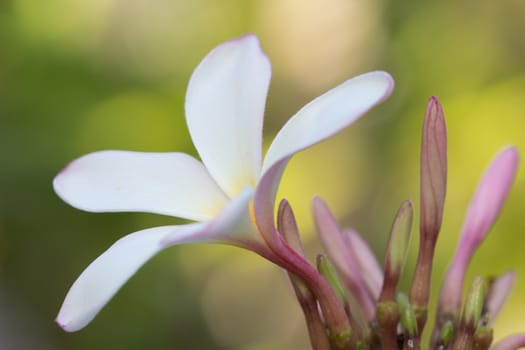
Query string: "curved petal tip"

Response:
xmin=262 ymin=70 xmax=395 ymax=173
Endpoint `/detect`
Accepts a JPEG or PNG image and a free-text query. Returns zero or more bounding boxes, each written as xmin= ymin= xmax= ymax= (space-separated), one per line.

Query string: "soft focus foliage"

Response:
xmin=1 ymin=0 xmax=524 ymax=349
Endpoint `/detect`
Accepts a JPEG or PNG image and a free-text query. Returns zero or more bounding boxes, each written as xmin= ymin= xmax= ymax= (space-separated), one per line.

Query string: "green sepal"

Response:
xmin=397 ymin=293 xmax=418 ymax=336
xmin=316 ymin=254 xmax=346 ymax=305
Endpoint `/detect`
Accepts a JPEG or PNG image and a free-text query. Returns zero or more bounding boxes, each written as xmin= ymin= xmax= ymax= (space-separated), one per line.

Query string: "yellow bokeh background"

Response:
xmin=1 ymin=0 xmax=524 ymax=349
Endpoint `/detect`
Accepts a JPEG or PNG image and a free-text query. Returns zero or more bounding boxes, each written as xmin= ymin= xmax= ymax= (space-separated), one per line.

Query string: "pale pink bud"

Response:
xmin=411 ymin=97 xmax=447 ymax=309
xmin=440 ymin=147 xmax=519 ymax=315
xmin=485 ymin=270 xmax=516 ymax=325
xmin=343 ymin=230 xmax=383 ymax=301
xmin=313 ymin=197 xmax=375 ymax=321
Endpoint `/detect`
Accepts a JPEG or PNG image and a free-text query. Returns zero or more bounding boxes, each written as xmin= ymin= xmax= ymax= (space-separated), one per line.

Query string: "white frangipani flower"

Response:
xmin=54 ymin=34 xmax=394 ymax=332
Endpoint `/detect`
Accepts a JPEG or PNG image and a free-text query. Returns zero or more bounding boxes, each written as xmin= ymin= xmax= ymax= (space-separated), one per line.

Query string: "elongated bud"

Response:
xmin=411 ymin=97 xmax=447 ymax=316
xmin=485 ymin=271 xmax=516 ymax=325
xmin=313 ymin=197 xmax=375 ymax=322
xmin=420 ymin=96 xmax=447 ymax=240
xmin=458 ymin=147 xmax=518 ymax=249
xmin=277 ymin=199 xmax=304 ymax=255
xmin=440 ymin=147 xmax=518 ymax=316
xmin=380 ymin=200 xmax=413 ymax=302
xmin=343 ymin=230 xmax=383 ymax=301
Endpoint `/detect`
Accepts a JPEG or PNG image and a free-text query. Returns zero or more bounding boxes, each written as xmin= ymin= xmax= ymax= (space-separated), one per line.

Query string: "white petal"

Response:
xmin=54 ymin=151 xmax=229 ymax=221
xmin=185 ymin=34 xmax=271 ymax=197
xmin=254 ymin=72 xmax=393 ymax=239
xmin=161 ymin=185 xmax=261 ymax=247
xmin=262 ymin=71 xmax=394 ymax=173
xmin=56 ymin=224 xmax=208 ymax=332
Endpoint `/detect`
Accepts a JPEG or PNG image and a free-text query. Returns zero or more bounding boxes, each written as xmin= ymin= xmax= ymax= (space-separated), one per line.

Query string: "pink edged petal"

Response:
xmin=161 ymin=185 xmax=263 ymax=248
xmin=56 ymin=223 xmax=207 ymax=332
xmin=54 ymin=150 xmax=229 ymax=221
xmin=185 ymin=34 xmax=271 ymax=197
xmin=262 ymin=71 xmax=394 ymax=174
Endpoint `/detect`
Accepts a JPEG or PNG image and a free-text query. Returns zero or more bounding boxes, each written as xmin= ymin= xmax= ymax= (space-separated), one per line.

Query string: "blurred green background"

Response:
xmin=1 ymin=0 xmax=524 ymax=349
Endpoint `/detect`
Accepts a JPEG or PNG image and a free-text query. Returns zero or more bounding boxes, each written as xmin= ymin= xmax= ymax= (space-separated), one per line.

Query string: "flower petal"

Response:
xmin=54 ymin=150 xmax=229 ymax=221
xmin=58 ymin=185 xmax=266 ymax=332
xmin=254 ymin=72 xmax=393 ymax=247
xmin=185 ymin=34 xmax=271 ymax=197
xmin=161 ymin=185 xmax=262 ymax=248
xmin=262 ymin=71 xmax=394 ymax=174
xmin=56 ymin=223 xmax=207 ymax=332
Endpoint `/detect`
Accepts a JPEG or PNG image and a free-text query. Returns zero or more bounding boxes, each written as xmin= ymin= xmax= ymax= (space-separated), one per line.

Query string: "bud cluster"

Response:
xmin=274 ymin=97 xmax=522 ymax=350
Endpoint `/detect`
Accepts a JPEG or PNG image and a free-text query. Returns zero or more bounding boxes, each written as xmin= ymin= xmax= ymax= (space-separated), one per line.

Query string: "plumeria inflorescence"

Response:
xmin=53 ymin=35 xmax=523 ymax=350
xmin=279 ymin=97 xmax=521 ymax=350
xmin=54 ymin=34 xmax=393 ymax=337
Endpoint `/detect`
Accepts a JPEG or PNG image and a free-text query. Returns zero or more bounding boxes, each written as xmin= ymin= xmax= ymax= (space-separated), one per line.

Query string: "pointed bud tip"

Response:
xmin=312 ymin=197 xmax=338 ymax=228
xmin=498 ymin=146 xmax=519 ymax=170
xmin=427 ymin=95 xmax=443 ymax=111
xmin=422 ymin=89 xmax=447 ymax=129
xmin=312 ymin=196 xmax=325 ymax=208
xmin=279 ymin=198 xmax=290 ymax=207
xmin=400 ymin=200 xmax=414 ymax=219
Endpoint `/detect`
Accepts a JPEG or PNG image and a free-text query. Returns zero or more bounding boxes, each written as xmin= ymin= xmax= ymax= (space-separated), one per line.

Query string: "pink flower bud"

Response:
xmin=440 ymin=147 xmax=518 ymax=315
